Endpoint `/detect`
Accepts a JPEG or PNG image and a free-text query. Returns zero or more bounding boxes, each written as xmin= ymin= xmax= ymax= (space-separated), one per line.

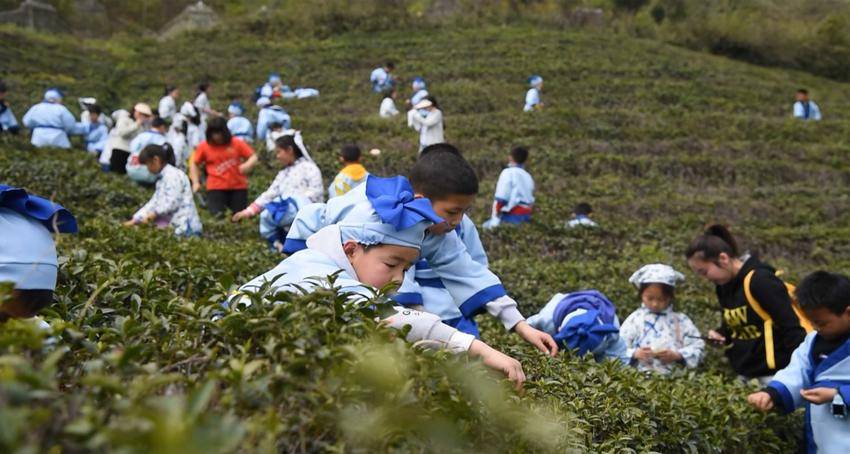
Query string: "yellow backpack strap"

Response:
xmin=743 ymin=270 xmax=776 ymax=370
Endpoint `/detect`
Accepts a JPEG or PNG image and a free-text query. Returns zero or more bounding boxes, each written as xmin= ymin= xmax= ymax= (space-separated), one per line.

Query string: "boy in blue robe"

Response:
xmin=370 ymin=61 xmax=395 ymax=93
xmin=234 ymin=176 xmax=526 ymax=388
xmin=748 ymin=271 xmax=850 ymax=453
xmin=126 ymin=118 xmax=168 ymax=184
xmin=255 ymin=98 xmax=291 ymax=143
xmin=0 ymin=81 xmax=19 ymax=135
xmin=226 ymin=102 xmax=254 ymax=143
xmin=482 ymin=146 xmax=535 ymax=229
xmin=74 ymin=104 xmax=108 ymax=155
xmin=0 ymin=185 xmax=77 ymax=321
xmin=283 ymin=143 xmax=559 ymax=356
xmin=22 ymin=89 xmax=76 ymax=149
xmin=524 ymin=75 xmax=543 ymax=112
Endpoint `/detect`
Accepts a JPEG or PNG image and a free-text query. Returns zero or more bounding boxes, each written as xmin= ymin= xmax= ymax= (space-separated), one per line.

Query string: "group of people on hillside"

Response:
xmin=1 ymin=65 xmax=847 ymax=451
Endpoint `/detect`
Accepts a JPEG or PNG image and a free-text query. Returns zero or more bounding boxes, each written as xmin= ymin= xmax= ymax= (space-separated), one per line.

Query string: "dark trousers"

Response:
xmin=206 ymin=189 xmax=248 ymax=216
xmin=109 ymin=149 xmax=131 ymax=174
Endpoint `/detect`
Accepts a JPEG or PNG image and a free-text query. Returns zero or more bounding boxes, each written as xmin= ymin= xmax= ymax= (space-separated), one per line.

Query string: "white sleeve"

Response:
xmin=484 ymin=295 xmax=525 ymax=331
xmin=383 ymin=306 xmax=475 ymax=353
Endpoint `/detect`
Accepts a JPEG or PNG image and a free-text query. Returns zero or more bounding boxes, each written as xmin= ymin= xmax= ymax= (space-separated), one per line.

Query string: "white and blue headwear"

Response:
xmin=43 ymin=88 xmax=63 ymax=102
xmin=227 ymin=101 xmax=244 ymax=116
xmin=0 ymin=185 xmax=78 ymax=291
xmin=628 ymin=264 xmax=685 ymax=289
xmin=269 ymin=72 xmax=282 ymax=84
xmin=412 ymin=77 xmax=426 ymax=91
xmin=528 ymin=75 xmax=543 ymax=88
xmin=256 ymin=97 xmax=271 ymax=107
xmin=337 ymin=176 xmax=443 ymax=249
xmin=552 ymin=290 xmax=619 ymax=354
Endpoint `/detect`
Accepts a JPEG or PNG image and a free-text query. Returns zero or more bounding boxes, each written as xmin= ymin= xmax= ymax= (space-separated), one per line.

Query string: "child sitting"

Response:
xmin=379 ymin=88 xmax=399 ymax=118
xmin=283 ymin=144 xmax=558 ymax=357
xmin=226 ymin=101 xmax=254 ymax=143
xmin=747 ymin=271 xmax=850 ymax=452
xmin=74 ymin=104 xmax=108 ymax=156
xmin=126 ymin=117 xmax=168 ymax=185
xmin=527 ymin=289 xmax=630 ymax=364
xmin=482 ymin=146 xmax=534 ymax=230
xmin=566 ymin=202 xmax=598 ymax=229
xmin=328 ymin=144 xmax=369 ymax=199
xmin=793 ymin=88 xmax=822 ymax=121
xmin=123 ymin=144 xmax=202 ymax=237
xmin=0 ymin=185 xmax=77 ymax=322
xmin=234 ymin=176 xmax=526 ymax=388
xmin=619 ymin=264 xmax=704 ymax=374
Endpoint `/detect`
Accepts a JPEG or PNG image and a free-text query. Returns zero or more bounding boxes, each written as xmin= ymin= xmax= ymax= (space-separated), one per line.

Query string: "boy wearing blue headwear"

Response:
xmin=748 ymin=271 xmax=850 ymax=453
xmin=0 ymin=186 xmax=77 ymax=321
xmin=524 ymin=76 xmax=544 ymax=112
xmin=235 ymin=176 xmax=526 ymax=388
xmin=482 ymin=146 xmax=535 ymax=230
xmin=0 ymin=81 xmax=20 ymax=135
xmin=284 ymin=143 xmax=559 ymax=356
xmin=22 ymin=89 xmax=77 ymax=149
xmin=260 ymin=73 xmax=285 ymax=100
xmin=226 ymin=102 xmax=254 ymax=143
xmin=527 ymin=290 xmax=630 ymax=364
xmin=408 ymin=77 xmax=429 ymax=117
xmin=256 ymin=98 xmax=291 ymax=143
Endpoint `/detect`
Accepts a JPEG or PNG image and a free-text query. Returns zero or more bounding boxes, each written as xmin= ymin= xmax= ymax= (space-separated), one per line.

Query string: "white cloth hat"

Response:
xmin=628 ymin=264 xmax=685 ymax=289
xmin=413 ymin=99 xmax=433 ymax=110
xmin=134 ymin=103 xmax=153 ymax=116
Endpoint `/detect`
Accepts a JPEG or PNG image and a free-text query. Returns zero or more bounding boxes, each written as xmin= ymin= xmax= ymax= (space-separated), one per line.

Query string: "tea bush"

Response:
xmin=2 ymin=20 xmax=847 ymax=451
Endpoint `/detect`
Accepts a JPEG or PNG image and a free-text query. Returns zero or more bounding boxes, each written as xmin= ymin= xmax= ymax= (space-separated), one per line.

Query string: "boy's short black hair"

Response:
xmin=639 ymin=283 xmax=675 ymax=300
xmin=268 ymin=122 xmax=282 ymax=130
xmin=796 ymin=271 xmax=850 ymax=315
xmin=574 ymin=202 xmax=593 ymax=216
xmin=385 ymin=60 xmax=395 ymax=70
xmin=511 ymin=146 xmax=529 ymax=164
xmin=410 ymin=143 xmax=478 ymax=199
xmin=797 ymin=88 xmax=809 ymax=95
xmin=88 ymin=104 xmax=102 ymax=115
xmin=151 ymin=117 xmax=167 ymax=129
xmin=339 ymin=144 xmax=361 ymax=162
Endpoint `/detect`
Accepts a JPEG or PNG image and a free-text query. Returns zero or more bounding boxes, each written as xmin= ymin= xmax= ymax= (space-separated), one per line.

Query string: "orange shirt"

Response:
xmin=192 ymin=138 xmax=254 ymax=190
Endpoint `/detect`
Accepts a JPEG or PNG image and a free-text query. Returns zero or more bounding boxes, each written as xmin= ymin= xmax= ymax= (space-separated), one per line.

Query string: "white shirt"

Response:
xmin=158 ymin=95 xmax=177 ymax=120
xmin=407 ymin=108 xmax=444 ymax=149
xmin=379 ymin=97 xmax=399 ymax=118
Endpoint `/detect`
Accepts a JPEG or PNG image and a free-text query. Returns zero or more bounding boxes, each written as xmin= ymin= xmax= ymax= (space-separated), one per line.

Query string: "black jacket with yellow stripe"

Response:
xmin=715 ymin=257 xmax=807 ymax=378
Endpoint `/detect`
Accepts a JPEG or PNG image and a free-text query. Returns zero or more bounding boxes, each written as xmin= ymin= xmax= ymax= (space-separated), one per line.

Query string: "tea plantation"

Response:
xmin=1 ymin=21 xmax=849 ymax=452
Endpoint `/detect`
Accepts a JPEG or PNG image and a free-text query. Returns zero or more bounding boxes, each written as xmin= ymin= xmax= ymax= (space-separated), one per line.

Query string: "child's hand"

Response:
xmin=801 ymin=387 xmax=837 ymax=405
xmin=122 ymin=219 xmax=136 ymax=227
xmin=654 ymin=349 xmax=683 ymax=364
xmin=192 ymin=181 xmax=202 ymax=193
xmin=513 ymin=321 xmax=559 ymax=357
xmin=238 ymin=162 xmax=253 ymax=175
xmin=469 ymin=340 xmax=526 ymax=391
xmin=707 ymin=329 xmax=726 ymax=345
xmin=231 ymin=209 xmax=252 ymax=222
xmin=633 ymin=347 xmax=654 ymax=363
xmin=747 ymin=391 xmax=774 ymax=412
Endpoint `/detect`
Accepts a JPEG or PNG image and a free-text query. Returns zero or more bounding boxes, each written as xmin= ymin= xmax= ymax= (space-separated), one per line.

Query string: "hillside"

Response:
xmin=2 ymin=22 xmax=849 ymax=451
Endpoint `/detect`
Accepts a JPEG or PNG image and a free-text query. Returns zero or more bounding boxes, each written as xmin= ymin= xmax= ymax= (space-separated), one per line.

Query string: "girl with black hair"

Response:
xmin=189 ymin=117 xmax=258 ymax=216
xmin=686 ymin=224 xmax=807 ymax=383
xmin=407 ymin=95 xmax=444 ymax=152
xmin=193 ymin=82 xmax=221 ymax=132
xmin=158 ymin=85 xmax=179 ymax=121
xmin=124 ymin=144 xmax=202 ymax=236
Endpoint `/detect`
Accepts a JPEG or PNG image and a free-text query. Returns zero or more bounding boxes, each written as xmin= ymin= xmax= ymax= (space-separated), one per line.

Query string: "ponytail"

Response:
xmin=274 ymin=135 xmax=304 ymax=159
xmin=139 ymin=143 xmax=176 ymax=166
xmin=685 ymin=224 xmax=739 ymax=262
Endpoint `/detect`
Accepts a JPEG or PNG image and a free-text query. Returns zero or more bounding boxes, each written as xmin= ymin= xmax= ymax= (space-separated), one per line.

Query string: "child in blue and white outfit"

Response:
xmin=482 ymin=146 xmax=534 ymax=229
xmin=566 ymin=202 xmax=598 ymax=229
xmin=123 ymin=145 xmax=202 ymax=237
xmin=409 ymin=77 xmax=429 ymax=110
xmin=226 ymin=102 xmax=254 ymax=143
xmin=370 ymin=61 xmax=395 ymax=93
xmin=0 ymin=81 xmax=20 ymax=135
xmin=527 ymin=290 xmax=630 ymax=364
xmin=748 ymin=271 xmax=850 ymax=453
xmin=283 ymin=157 xmax=559 ymax=357
xmin=126 ymin=118 xmax=168 ymax=184
xmin=255 ymin=97 xmax=291 ymax=143
xmin=524 ymin=75 xmax=544 ymax=112
xmin=619 ymin=264 xmax=704 ymax=374
xmin=0 ymin=185 xmax=77 ymax=321
xmin=793 ymin=89 xmax=822 ymax=121
xmin=74 ymin=104 xmax=109 ymax=156
xmin=234 ymin=176 xmax=527 ymax=388
xmin=22 ymin=89 xmax=77 ymax=149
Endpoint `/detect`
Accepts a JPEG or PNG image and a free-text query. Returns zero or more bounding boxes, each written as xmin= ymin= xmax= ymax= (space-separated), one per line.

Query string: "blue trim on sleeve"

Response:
xmin=766 ymin=381 xmax=796 ymax=414
xmin=282 ymin=238 xmax=307 ymax=254
xmin=840 ymin=385 xmax=850 ymax=404
xmin=415 ymin=277 xmax=446 ymax=289
xmin=813 ymin=335 xmax=850 ymax=379
xmin=458 ymin=284 xmax=506 ymax=318
xmin=391 ymin=292 xmax=423 ymax=306
xmin=494 ymin=197 xmax=508 ymax=205
xmin=805 ymin=405 xmax=816 ymax=454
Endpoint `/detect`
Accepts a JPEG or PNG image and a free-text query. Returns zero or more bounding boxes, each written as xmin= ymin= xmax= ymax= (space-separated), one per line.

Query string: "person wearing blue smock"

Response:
xmin=527 ymin=290 xmax=631 ymax=364
xmin=524 ymin=75 xmax=544 ymax=112
xmin=793 ymin=88 xmax=822 ymax=121
xmin=482 ymin=146 xmax=535 ymax=230
xmin=408 ymin=77 xmax=429 ymax=111
xmin=0 ymin=81 xmax=20 ymax=135
xmin=226 ymin=101 xmax=254 ymax=143
xmin=260 ymin=73 xmax=285 ymax=100
xmin=126 ymin=118 xmax=168 ymax=184
xmin=74 ymin=104 xmax=108 ymax=155
xmin=255 ymin=97 xmax=291 ymax=143
xmin=22 ymin=89 xmax=76 ymax=149
xmin=0 ymin=185 xmax=77 ymax=322
xmin=370 ymin=61 xmax=395 ymax=93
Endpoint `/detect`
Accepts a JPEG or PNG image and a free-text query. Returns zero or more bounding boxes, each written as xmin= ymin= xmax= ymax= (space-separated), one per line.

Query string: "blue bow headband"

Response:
xmin=365 ymin=176 xmax=443 ymax=231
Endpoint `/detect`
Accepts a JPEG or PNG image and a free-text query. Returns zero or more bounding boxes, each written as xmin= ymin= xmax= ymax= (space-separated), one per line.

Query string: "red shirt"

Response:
xmin=192 ymin=138 xmax=254 ymax=190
